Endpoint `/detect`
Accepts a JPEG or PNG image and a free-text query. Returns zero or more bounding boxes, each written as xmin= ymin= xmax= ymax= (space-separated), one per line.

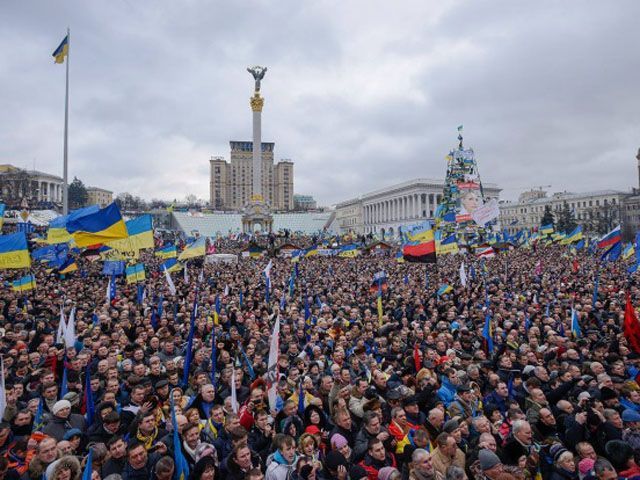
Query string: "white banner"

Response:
xmin=471 ymin=199 xmax=500 ymax=226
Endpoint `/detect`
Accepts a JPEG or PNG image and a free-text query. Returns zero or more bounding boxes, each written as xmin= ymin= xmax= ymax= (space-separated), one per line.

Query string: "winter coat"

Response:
xmin=265 ymin=451 xmax=297 ymax=480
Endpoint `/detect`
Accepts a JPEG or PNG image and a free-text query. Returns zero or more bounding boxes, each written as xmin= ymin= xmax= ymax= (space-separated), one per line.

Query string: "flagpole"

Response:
xmin=62 ymin=27 xmax=70 ymax=215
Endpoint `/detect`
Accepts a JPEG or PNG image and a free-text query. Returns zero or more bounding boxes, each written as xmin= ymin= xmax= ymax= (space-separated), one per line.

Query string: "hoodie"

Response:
xmin=265 ymin=450 xmax=297 ymax=480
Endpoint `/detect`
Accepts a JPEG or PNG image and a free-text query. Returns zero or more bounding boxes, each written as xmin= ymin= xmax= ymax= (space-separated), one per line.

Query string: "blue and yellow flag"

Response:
xmin=106 ymin=214 xmax=154 ymax=253
xmin=540 ymin=224 xmax=554 ymax=235
xmin=395 ymin=250 xmax=404 ymax=263
xmin=125 ymin=264 xmax=146 ymax=284
xmin=12 ymin=274 xmax=36 ymax=292
xmin=338 ymin=244 xmax=359 ymax=257
xmin=563 ymin=226 xmax=583 ymax=244
xmin=178 ymin=237 xmax=206 ymax=261
xmin=156 ymin=244 xmax=177 ymax=259
xmin=59 ymin=257 xmax=78 ymax=274
xmin=437 ymin=284 xmax=453 ymax=296
xmin=0 ymin=203 xmax=5 ymax=230
xmin=304 ymin=246 xmax=318 ymax=257
xmin=623 ymin=243 xmax=636 ymax=261
xmin=66 ymin=202 xmax=128 ymax=248
xmin=0 ymin=232 xmax=31 ymax=269
xmin=47 ymin=205 xmax=100 ymax=245
xmin=160 ymin=258 xmax=182 ymax=273
xmin=52 ymin=35 xmax=69 ymax=64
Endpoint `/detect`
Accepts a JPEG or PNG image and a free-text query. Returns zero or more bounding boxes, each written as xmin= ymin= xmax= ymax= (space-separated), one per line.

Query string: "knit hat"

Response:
xmin=600 ymin=387 xmax=618 ymax=401
xmin=63 ymin=428 xmax=82 ymax=440
xmin=443 ymin=419 xmax=459 ymax=433
xmin=550 ymin=443 xmax=568 ymax=463
xmin=579 ymin=458 xmax=595 ymax=475
xmin=330 ymin=434 xmax=348 ymax=450
xmin=478 ymin=449 xmax=501 ymax=471
xmin=52 ymin=400 xmax=71 ymax=415
xmin=324 ymin=451 xmax=348 ymax=471
xmin=378 ymin=467 xmax=398 ymax=480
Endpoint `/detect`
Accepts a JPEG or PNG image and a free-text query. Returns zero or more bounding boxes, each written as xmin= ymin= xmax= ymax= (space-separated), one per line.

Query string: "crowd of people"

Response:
xmin=0 ymin=232 xmax=639 ymax=480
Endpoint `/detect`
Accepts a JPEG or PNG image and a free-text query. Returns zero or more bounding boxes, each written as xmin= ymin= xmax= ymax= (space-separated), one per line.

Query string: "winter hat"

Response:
xmin=378 ymin=467 xmax=398 ymax=480
xmin=550 ymin=443 xmax=568 ymax=463
xmin=330 ymin=434 xmax=348 ymax=450
xmin=52 ymin=400 xmax=71 ymax=415
xmin=478 ymin=449 xmax=501 ymax=471
xmin=579 ymin=458 xmax=595 ymax=475
xmin=600 ymin=387 xmax=618 ymax=401
xmin=63 ymin=428 xmax=82 ymax=440
xmin=622 ymin=409 xmax=640 ymax=423
xmin=324 ymin=451 xmax=348 ymax=471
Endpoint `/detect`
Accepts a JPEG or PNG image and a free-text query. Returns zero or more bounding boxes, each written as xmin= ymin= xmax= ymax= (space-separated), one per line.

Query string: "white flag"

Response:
xmin=267 ymin=315 xmax=281 ymax=412
xmin=105 ymin=281 xmax=111 ymax=304
xmin=184 ymin=263 xmax=189 ymax=284
xmin=56 ymin=307 xmax=67 ymax=344
xmin=198 ymin=269 xmax=204 ymax=284
xmin=0 ymin=357 xmax=6 ymax=421
xmin=459 ymin=262 xmax=467 ymax=287
xmin=164 ymin=266 xmax=177 ymax=295
xmin=64 ymin=307 xmax=76 ymax=349
xmin=224 ymin=284 xmax=229 ymax=297
xmin=230 ymin=368 xmax=239 ymax=413
xmin=264 ymin=260 xmax=273 ymax=280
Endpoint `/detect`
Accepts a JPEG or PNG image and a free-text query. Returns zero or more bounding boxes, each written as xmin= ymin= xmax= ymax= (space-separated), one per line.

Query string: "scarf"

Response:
xmin=136 ymin=427 xmax=158 ymax=450
xmin=183 ymin=440 xmax=197 ymax=461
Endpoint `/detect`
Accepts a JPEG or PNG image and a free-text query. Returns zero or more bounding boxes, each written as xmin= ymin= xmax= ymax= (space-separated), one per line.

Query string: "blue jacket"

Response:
xmin=437 ymin=377 xmax=457 ymax=407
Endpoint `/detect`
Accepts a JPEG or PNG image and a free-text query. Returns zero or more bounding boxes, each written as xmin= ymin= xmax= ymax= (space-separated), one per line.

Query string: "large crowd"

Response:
xmin=0 ymin=232 xmax=639 ymax=480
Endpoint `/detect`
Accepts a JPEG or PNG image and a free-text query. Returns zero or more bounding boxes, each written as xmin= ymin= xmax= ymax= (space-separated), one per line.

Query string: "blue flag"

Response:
xmin=210 ymin=331 xmax=217 ymax=388
xmin=81 ymin=448 xmax=93 ymax=480
xmin=181 ymin=293 xmax=198 ymax=387
xmin=171 ymin=395 xmax=190 ymax=480
xmin=238 ymin=343 xmax=256 ymax=380
xmin=32 ymin=398 xmax=44 ymax=432
xmin=298 ymin=380 xmax=305 ymax=416
xmin=482 ymin=313 xmax=494 ymax=353
xmin=239 ymin=290 xmax=243 ymax=308
xmin=102 ymin=261 xmax=125 ymax=276
xmin=84 ymin=366 xmax=95 ymax=427
xmin=60 ymin=365 xmax=69 ymax=397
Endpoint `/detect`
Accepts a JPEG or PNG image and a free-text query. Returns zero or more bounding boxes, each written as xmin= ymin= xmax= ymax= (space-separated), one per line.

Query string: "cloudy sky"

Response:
xmin=2 ymin=1 xmax=639 ymax=206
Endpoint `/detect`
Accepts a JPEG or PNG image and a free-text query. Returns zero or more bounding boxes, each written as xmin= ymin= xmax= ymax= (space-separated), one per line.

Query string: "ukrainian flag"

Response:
xmin=178 ymin=237 xmax=206 ymax=261
xmin=540 ymin=224 xmax=554 ymax=235
xmin=125 ymin=264 xmax=145 ymax=284
xmin=305 ymin=246 xmax=319 ymax=257
xmin=395 ymin=250 xmax=405 ymax=263
xmin=623 ymin=243 xmax=636 ymax=260
xmin=52 ymin=35 xmax=69 ymax=64
xmin=66 ymin=203 xmax=128 ymax=248
xmin=156 ymin=244 xmax=177 ymax=259
xmin=338 ymin=244 xmax=359 ymax=257
xmin=107 ymin=214 xmax=154 ymax=252
xmin=12 ymin=274 xmax=36 ymax=292
xmin=291 ymin=250 xmax=303 ymax=263
xmin=0 ymin=203 xmax=5 ymax=230
xmin=48 ymin=205 xmax=101 ymax=245
xmin=0 ymin=232 xmax=31 ymax=269
xmin=564 ymin=226 xmax=583 ymax=244
xmin=437 ymin=284 xmax=453 ymax=296
xmin=59 ymin=257 xmax=78 ymax=274
xmin=160 ymin=258 xmax=182 ymax=273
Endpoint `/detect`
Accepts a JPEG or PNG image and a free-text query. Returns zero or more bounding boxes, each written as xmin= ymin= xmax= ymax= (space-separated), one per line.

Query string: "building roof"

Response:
xmin=87 ymin=186 xmax=113 ymax=194
xmin=502 ymin=189 xmax=629 ymax=207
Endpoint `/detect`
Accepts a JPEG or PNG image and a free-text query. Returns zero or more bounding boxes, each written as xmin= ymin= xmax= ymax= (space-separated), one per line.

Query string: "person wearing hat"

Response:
xmin=41 ymin=399 xmax=86 ymax=442
xmin=548 ymin=443 xmax=578 ymax=480
xmin=622 ymin=409 xmax=640 ymax=453
xmin=447 ymin=384 xmax=479 ymax=422
xmin=477 ymin=449 xmax=503 ymax=479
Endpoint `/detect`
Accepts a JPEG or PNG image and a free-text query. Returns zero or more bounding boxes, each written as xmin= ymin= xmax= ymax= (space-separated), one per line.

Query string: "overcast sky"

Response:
xmin=2 ymin=1 xmax=639 ymax=206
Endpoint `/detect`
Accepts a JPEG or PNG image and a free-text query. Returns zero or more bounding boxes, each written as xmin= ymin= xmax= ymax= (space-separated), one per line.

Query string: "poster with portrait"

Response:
xmin=455 ymin=175 xmax=483 ymax=223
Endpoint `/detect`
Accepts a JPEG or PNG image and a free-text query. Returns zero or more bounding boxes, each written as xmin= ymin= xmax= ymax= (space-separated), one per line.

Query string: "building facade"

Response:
xmin=209 ymin=142 xmax=294 ymax=211
xmin=293 ymin=194 xmax=317 ymax=211
xmin=500 ymin=189 xmax=628 ymax=235
xmin=335 ymin=178 xmax=501 ymax=236
xmin=0 ymin=164 xmax=63 ymax=208
xmin=86 ymin=187 xmax=113 ymax=208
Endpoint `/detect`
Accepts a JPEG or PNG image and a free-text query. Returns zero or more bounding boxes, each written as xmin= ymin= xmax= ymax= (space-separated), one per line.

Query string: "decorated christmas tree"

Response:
xmin=435 ymin=126 xmax=494 ymax=246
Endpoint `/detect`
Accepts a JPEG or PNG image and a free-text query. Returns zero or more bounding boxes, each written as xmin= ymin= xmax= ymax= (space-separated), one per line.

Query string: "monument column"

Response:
xmin=250 ymin=93 xmax=264 ymax=199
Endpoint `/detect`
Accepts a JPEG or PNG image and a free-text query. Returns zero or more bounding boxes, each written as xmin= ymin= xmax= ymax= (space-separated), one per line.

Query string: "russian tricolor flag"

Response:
xmin=597 ymin=225 xmax=621 ymax=249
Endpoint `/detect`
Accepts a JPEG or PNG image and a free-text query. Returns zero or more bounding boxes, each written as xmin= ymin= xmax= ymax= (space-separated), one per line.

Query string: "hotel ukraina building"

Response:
xmin=335 ymin=178 xmax=501 ymax=236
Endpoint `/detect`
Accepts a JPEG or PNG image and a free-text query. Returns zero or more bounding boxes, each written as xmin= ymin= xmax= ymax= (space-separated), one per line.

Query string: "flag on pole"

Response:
xmin=52 ymin=35 xmax=69 ymax=64
xmin=230 ymin=368 xmax=239 ymax=413
xmin=60 ymin=364 xmax=69 ymax=397
xmin=597 ymin=225 xmax=621 ymax=249
xmin=81 ymin=448 xmax=93 ymax=480
xmin=164 ymin=265 xmax=177 ymax=295
xmin=624 ymin=293 xmax=640 ymax=354
xmin=210 ymin=331 xmax=217 ymax=388
xmin=170 ymin=395 xmax=190 ymax=480
xmin=297 ymin=380 xmax=305 ymax=416
xmin=571 ymin=308 xmax=582 ymax=338
xmin=482 ymin=313 xmax=494 ymax=354
xmin=267 ymin=316 xmax=281 ymax=412
xmin=459 ymin=262 xmax=467 ymax=287
xmin=181 ymin=293 xmax=198 ymax=387
xmin=32 ymin=398 xmax=44 ymax=432
xmin=84 ymin=366 xmax=95 ymax=426
xmin=64 ymin=307 xmax=76 ymax=349
xmin=0 ymin=358 xmax=6 ymax=421
xmin=57 ymin=307 xmax=66 ymax=344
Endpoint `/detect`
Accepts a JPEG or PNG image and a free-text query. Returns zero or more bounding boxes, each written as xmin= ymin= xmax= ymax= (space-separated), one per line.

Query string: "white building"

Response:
xmin=500 ymin=189 xmax=628 ymax=235
xmin=336 ymin=178 xmax=501 ymax=236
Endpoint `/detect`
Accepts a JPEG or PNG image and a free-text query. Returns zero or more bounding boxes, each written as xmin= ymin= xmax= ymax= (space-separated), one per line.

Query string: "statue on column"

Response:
xmin=247 ymin=66 xmax=267 ymax=92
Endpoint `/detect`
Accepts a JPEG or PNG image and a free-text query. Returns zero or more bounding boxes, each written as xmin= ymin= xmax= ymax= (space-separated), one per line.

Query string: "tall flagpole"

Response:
xmin=62 ymin=27 xmax=70 ymax=215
